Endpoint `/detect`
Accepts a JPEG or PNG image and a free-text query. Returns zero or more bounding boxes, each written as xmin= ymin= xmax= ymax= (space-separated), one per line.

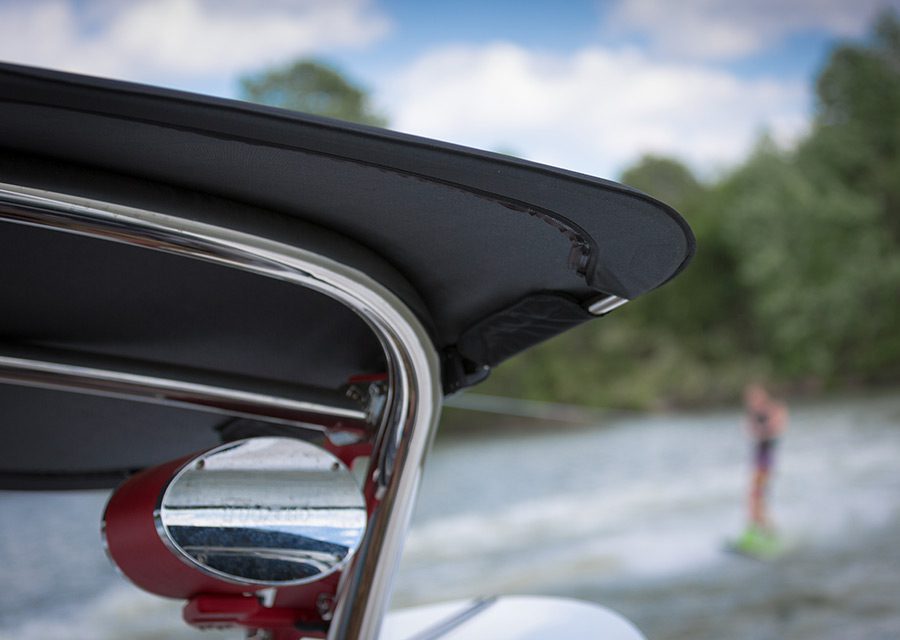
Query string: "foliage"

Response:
xmin=483 ymin=13 xmax=900 ymax=408
xmin=720 ymin=141 xmax=899 ymax=379
xmin=239 ymin=59 xmax=387 ymax=127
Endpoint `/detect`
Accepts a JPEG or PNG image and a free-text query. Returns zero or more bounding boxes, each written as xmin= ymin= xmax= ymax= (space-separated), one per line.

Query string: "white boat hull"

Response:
xmin=383 ymin=596 xmax=645 ymax=639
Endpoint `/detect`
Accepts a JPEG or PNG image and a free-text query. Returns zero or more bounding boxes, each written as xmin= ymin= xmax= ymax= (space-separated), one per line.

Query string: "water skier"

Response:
xmin=744 ymin=383 xmax=788 ymax=532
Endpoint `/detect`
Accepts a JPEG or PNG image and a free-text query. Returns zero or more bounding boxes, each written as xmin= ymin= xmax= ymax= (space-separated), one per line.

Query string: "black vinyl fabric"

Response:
xmin=457 ymin=294 xmax=593 ymax=368
xmin=0 ymin=63 xmax=694 ymax=487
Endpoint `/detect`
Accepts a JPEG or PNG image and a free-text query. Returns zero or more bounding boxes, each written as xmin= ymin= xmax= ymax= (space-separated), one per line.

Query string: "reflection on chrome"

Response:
xmin=158 ymin=437 xmax=367 ymax=585
xmin=587 ymin=294 xmax=629 ymax=316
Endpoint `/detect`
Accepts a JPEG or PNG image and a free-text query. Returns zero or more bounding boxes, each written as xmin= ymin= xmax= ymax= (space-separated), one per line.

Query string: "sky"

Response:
xmin=2 ymin=0 xmax=899 ymax=179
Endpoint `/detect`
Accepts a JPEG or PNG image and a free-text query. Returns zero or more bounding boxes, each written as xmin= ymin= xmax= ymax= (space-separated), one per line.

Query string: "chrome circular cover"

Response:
xmin=158 ymin=437 xmax=367 ymax=585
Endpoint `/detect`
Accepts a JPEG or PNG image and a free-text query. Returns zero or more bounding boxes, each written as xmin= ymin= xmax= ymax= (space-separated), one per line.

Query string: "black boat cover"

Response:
xmin=0 ymin=63 xmax=693 ymax=488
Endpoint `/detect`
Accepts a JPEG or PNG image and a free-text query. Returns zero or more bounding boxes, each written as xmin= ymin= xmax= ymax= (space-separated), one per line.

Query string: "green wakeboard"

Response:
xmin=726 ymin=527 xmax=788 ymax=561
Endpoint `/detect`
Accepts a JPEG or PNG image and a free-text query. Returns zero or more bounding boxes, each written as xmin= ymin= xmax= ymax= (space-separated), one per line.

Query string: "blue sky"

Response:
xmin=2 ymin=0 xmax=899 ymax=178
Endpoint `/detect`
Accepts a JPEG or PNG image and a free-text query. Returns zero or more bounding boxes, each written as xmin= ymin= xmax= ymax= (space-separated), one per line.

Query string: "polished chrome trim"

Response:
xmin=0 ymin=183 xmax=443 ymax=640
xmin=587 ymin=294 xmax=629 ymax=316
xmin=0 ymin=345 xmax=368 ymax=430
xmin=152 ymin=437 xmax=368 ymax=587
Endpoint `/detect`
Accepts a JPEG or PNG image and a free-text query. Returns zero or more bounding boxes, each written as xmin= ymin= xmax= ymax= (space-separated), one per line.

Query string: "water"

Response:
xmin=394 ymin=393 xmax=900 ymax=606
xmin=1 ymin=394 xmax=899 ymax=639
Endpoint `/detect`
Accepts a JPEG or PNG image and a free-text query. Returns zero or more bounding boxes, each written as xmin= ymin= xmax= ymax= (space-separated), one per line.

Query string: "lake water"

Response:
xmin=1 ymin=393 xmax=898 ymax=639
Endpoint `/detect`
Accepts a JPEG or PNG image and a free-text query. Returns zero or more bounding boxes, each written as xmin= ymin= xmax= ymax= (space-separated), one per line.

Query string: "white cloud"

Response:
xmin=606 ymin=0 xmax=900 ymax=60
xmin=379 ymin=43 xmax=808 ymax=179
xmin=0 ymin=0 xmax=390 ymax=86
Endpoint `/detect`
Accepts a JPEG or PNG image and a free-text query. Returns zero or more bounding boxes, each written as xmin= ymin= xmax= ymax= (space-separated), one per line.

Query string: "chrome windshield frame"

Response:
xmin=0 ymin=183 xmax=443 ymax=640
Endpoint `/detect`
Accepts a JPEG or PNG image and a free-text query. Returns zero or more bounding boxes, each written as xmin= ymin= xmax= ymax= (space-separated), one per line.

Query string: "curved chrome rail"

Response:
xmin=0 ymin=343 xmax=369 ymax=429
xmin=0 ymin=183 xmax=443 ymax=639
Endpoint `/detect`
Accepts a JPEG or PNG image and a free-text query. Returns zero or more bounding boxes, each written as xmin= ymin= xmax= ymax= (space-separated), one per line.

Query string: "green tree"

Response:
xmin=784 ymin=11 xmax=900 ymax=379
xmin=620 ymin=156 xmax=748 ymax=342
xmin=719 ymin=139 xmax=899 ymax=380
xmin=803 ymin=10 xmax=900 ymax=238
xmin=621 ymin=155 xmax=702 ymax=209
xmin=239 ymin=60 xmax=387 ymax=127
